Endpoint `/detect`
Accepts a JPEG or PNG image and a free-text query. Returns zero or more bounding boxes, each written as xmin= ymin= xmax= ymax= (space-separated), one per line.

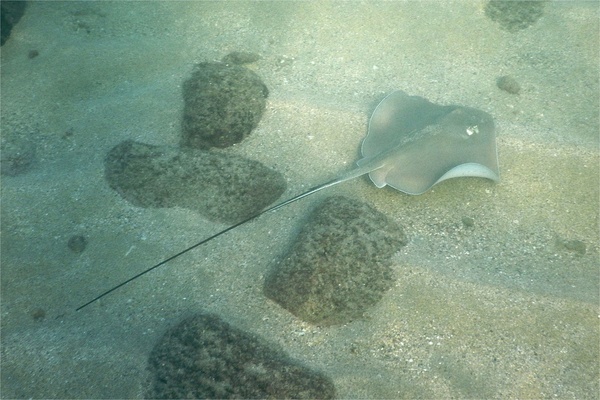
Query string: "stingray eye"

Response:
xmin=466 ymin=125 xmax=479 ymax=137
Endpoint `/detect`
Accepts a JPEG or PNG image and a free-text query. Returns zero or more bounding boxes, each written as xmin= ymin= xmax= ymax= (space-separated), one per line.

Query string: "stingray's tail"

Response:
xmin=76 ymin=172 xmax=369 ymax=311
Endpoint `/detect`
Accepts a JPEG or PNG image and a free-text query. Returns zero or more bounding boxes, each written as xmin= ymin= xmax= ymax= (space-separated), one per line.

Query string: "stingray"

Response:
xmin=77 ymin=90 xmax=499 ymax=310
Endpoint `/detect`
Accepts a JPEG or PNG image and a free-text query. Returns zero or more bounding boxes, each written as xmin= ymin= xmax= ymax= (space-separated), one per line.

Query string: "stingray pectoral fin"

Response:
xmin=368 ymin=168 xmax=390 ymax=188
xmin=355 ymin=153 xmax=391 ymax=188
xmin=382 ymin=161 xmax=500 ymax=195
xmin=434 ymin=162 xmax=500 ymax=185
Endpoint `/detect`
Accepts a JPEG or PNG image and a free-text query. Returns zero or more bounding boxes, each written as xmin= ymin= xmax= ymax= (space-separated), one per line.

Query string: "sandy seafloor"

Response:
xmin=1 ymin=1 xmax=598 ymax=398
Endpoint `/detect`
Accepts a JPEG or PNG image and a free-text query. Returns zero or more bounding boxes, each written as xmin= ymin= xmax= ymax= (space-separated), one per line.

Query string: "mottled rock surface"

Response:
xmin=264 ymin=196 xmax=407 ymax=325
xmin=485 ymin=0 xmax=545 ymax=32
xmin=104 ymin=140 xmax=286 ymax=223
xmin=181 ymin=62 xmax=268 ymax=149
xmin=147 ymin=313 xmax=336 ymax=399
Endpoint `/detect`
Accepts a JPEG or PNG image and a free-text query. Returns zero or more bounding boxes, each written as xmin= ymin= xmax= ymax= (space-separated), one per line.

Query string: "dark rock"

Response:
xmin=264 ymin=196 xmax=407 ymax=326
xmin=67 ymin=235 xmax=88 ymax=254
xmin=104 ymin=140 xmax=286 ymax=224
xmin=558 ymin=238 xmax=586 ymax=255
xmin=181 ymin=62 xmax=269 ymax=149
xmin=147 ymin=313 xmax=336 ymax=399
xmin=485 ymin=1 xmax=545 ymax=32
xmin=1 ymin=1 xmax=27 ymax=46
xmin=31 ymin=308 xmax=46 ymax=322
xmin=496 ymin=75 xmax=521 ymax=95
xmin=461 ymin=216 xmax=475 ymax=228
xmin=0 ymin=133 xmax=36 ymax=176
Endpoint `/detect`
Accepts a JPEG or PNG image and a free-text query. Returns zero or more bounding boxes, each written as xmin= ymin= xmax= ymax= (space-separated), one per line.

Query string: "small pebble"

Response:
xmin=496 ymin=75 xmax=521 ymax=95
xmin=68 ymin=235 xmax=88 ymax=254
xmin=462 ymin=216 xmax=475 ymax=228
xmin=31 ymin=308 xmax=46 ymax=321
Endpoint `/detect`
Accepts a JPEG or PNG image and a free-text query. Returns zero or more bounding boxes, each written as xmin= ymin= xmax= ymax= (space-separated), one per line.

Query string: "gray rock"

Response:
xmin=181 ymin=62 xmax=268 ymax=149
xmin=147 ymin=313 xmax=336 ymax=399
xmin=264 ymin=196 xmax=407 ymax=325
xmin=104 ymin=140 xmax=286 ymax=224
xmin=67 ymin=235 xmax=88 ymax=254
xmin=485 ymin=0 xmax=545 ymax=32
xmin=496 ymin=75 xmax=521 ymax=95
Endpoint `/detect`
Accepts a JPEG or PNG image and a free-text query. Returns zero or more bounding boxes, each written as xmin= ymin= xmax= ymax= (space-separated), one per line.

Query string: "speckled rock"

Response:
xmin=104 ymin=140 xmax=286 ymax=224
xmin=181 ymin=62 xmax=269 ymax=149
xmin=264 ymin=196 xmax=407 ymax=325
xmin=147 ymin=313 xmax=336 ymax=399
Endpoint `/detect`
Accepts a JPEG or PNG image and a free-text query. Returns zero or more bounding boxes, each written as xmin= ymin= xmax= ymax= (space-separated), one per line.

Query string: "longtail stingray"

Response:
xmin=77 ymin=90 xmax=499 ymax=310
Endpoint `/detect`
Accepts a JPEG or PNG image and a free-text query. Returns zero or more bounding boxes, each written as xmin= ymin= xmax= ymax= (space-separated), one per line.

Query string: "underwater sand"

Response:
xmin=1 ymin=2 xmax=598 ymax=398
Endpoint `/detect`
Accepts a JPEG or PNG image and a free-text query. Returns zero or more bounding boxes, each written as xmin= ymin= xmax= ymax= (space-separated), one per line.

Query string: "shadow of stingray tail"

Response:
xmin=75 ymin=164 xmax=378 ymax=311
